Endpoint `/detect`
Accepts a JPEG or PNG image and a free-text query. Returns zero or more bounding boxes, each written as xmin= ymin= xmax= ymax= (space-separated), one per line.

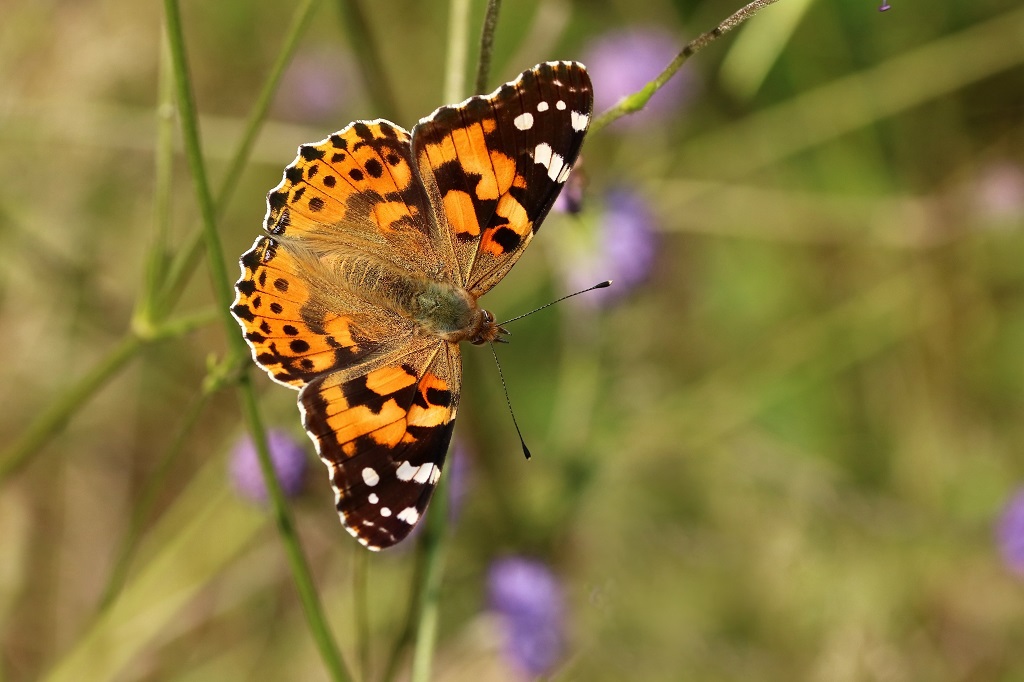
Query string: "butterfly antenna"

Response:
xmin=498 ymin=280 xmax=612 ymax=326
xmin=488 ymin=341 xmax=532 ymax=460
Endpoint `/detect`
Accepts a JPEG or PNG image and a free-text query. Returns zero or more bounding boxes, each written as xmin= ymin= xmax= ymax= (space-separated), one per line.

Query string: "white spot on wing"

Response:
xmin=537 ymin=101 xmax=549 ymax=112
xmin=534 ymin=143 xmax=565 ymax=182
xmin=396 ymin=461 xmax=417 ymax=481
xmin=557 ymin=164 xmax=572 ymax=183
xmin=380 ymin=507 xmax=392 ymax=517
xmin=413 ymin=463 xmax=436 ymax=484
xmin=571 ymin=111 xmax=589 ymax=132
xmin=397 ymin=507 xmax=420 ymax=525
xmin=513 ymin=112 xmax=534 ymax=130
xmin=534 ymin=143 xmax=552 ymax=167
xmin=556 ymin=100 xmax=566 ymax=111
xmin=362 ymin=467 xmax=380 ymax=487
xmin=368 ymin=493 xmax=379 ymax=504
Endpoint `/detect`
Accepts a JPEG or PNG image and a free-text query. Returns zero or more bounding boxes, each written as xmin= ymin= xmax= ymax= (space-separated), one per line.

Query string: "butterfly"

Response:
xmin=231 ymin=61 xmax=592 ymax=549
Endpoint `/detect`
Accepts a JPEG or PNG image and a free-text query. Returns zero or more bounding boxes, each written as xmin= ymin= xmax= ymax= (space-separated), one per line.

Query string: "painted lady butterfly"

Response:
xmin=231 ymin=61 xmax=592 ymax=549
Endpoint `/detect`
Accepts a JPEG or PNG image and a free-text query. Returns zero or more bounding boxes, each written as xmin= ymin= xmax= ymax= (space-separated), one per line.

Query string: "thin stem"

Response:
xmin=443 ymin=0 xmax=472 ymax=103
xmin=157 ymin=0 xmax=323 ymax=317
xmin=162 ymin=0 xmax=233 ymax=318
xmin=133 ymin=31 xmax=176 ymax=332
xmin=335 ymin=0 xmax=402 ymax=121
xmin=590 ymin=0 xmax=783 ymax=134
xmin=354 ymin=549 xmax=371 ymax=681
xmin=237 ymin=378 xmax=353 ymax=682
xmin=0 ymin=306 xmax=218 ymax=484
xmin=162 ymin=2 xmax=351 ymax=680
xmin=0 ymin=333 xmax=143 ymax=481
xmin=474 ymin=0 xmax=502 ymax=94
xmin=410 ymin=480 xmax=449 ymax=682
xmin=380 ymin=550 xmax=427 ymax=682
xmin=97 ymin=390 xmax=211 ymax=610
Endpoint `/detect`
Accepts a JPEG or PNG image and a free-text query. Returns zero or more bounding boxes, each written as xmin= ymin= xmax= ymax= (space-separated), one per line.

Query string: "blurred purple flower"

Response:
xmin=997 ymin=488 xmax=1024 ymax=576
xmin=975 ymin=162 xmax=1024 ymax=223
xmin=488 ymin=557 xmax=566 ymax=677
xmin=564 ymin=187 xmax=658 ymax=306
xmin=229 ymin=430 xmax=308 ymax=504
xmin=582 ymin=27 xmax=695 ymax=129
xmin=273 ymin=47 xmax=362 ymax=124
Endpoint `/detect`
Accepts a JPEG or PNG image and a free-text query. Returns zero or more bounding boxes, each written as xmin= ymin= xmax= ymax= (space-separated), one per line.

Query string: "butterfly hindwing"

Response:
xmin=412 ymin=61 xmax=593 ymax=295
xmin=298 ymin=341 xmax=460 ymax=549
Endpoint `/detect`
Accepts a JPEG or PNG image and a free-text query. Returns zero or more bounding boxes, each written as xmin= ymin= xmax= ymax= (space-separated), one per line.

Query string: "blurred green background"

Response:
xmin=2 ymin=0 xmax=1024 ymax=680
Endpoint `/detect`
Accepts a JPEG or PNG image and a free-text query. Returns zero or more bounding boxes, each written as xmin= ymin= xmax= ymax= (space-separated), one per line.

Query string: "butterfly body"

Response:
xmin=232 ymin=61 xmax=592 ymax=549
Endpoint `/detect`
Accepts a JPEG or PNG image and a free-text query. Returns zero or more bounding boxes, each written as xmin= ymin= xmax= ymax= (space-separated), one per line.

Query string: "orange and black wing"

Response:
xmin=299 ymin=341 xmax=460 ymax=549
xmin=411 ymin=61 xmax=592 ymax=296
xmin=231 ymin=120 xmax=442 ymax=388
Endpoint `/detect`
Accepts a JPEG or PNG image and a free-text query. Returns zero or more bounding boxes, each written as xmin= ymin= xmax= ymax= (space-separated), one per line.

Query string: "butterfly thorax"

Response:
xmin=336 ymin=253 xmax=505 ymax=345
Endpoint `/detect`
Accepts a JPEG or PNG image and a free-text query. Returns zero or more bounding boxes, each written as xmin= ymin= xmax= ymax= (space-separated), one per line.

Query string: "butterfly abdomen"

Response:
xmin=334 ymin=253 xmax=485 ymax=343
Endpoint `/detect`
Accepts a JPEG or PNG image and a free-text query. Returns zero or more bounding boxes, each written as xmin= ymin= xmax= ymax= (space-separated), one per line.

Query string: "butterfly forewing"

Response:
xmin=412 ymin=61 xmax=593 ymax=295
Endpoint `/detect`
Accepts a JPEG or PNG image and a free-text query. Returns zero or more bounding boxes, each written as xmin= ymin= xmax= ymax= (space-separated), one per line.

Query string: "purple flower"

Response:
xmin=582 ymin=27 xmax=696 ymax=128
xmin=272 ymin=47 xmax=362 ymax=124
xmin=975 ymin=162 xmax=1024 ymax=223
xmin=488 ymin=557 xmax=565 ymax=677
xmin=563 ymin=187 xmax=658 ymax=306
xmin=997 ymin=488 xmax=1024 ymax=576
xmin=229 ymin=430 xmax=308 ymax=503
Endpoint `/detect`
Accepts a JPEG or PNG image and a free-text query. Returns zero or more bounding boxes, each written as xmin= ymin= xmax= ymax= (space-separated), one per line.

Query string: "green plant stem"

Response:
xmin=410 ymin=481 xmax=449 ymax=682
xmin=162 ymin=1 xmax=351 ymax=680
xmin=354 ymin=550 xmax=371 ymax=680
xmin=133 ymin=31 xmax=176 ymax=330
xmin=0 ymin=333 xmax=141 ymax=481
xmin=0 ymin=307 xmax=217 ymax=483
xmin=380 ymin=548 xmax=428 ymax=682
xmin=97 ymin=389 xmax=211 ymax=611
xmin=474 ymin=0 xmax=502 ymax=94
xmin=590 ymin=0 xmax=782 ymax=134
xmin=335 ymin=0 xmax=401 ymax=121
xmin=157 ymin=0 xmax=323 ymax=317
xmin=443 ymin=0 xmax=472 ymax=103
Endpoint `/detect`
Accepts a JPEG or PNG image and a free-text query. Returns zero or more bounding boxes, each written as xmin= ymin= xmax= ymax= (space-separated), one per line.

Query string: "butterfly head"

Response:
xmin=468 ymin=308 xmax=509 ymax=345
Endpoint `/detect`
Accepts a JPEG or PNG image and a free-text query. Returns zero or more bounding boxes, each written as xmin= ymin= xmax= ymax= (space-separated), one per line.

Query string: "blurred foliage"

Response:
xmin=1 ymin=0 xmax=1023 ymax=680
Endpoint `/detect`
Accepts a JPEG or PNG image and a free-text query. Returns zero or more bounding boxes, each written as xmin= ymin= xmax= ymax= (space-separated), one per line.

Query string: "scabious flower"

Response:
xmin=488 ymin=557 xmax=566 ymax=677
xmin=563 ymin=186 xmax=658 ymax=306
xmin=272 ymin=46 xmax=362 ymax=124
xmin=229 ymin=430 xmax=308 ymax=503
xmin=582 ymin=27 xmax=696 ymax=129
xmin=974 ymin=162 xmax=1024 ymax=224
xmin=997 ymin=488 xmax=1024 ymax=576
